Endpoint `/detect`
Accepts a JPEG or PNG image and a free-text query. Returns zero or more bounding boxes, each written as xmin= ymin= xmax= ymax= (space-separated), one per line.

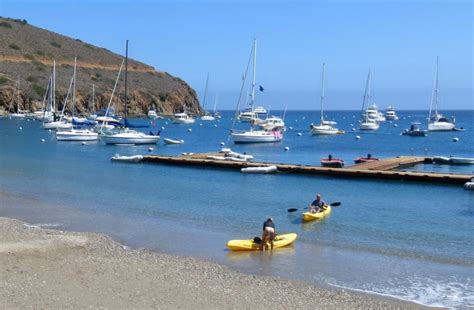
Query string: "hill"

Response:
xmin=0 ymin=17 xmax=202 ymax=116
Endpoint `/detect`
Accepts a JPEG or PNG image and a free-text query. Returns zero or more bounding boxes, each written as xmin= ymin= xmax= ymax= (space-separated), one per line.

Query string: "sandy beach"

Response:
xmin=0 ymin=216 xmax=432 ymax=309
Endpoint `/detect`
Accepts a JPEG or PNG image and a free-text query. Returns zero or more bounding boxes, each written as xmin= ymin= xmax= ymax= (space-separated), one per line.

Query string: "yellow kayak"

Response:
xmin=302 ymin=205 xmax=332 ymax=222
xmin=227 ymin=233 xmax=298 ymax=251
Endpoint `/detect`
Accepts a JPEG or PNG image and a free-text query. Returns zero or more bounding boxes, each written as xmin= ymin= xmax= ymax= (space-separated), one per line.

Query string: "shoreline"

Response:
xmin=0 ymin=216 xmax=434 ymax=309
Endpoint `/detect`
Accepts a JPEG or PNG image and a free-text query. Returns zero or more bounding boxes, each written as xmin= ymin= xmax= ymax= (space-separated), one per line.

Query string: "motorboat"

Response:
xmin=56 ymin=129 xmax=98 ymax=141
xmin=366 ymin=104 xmax=385 ymax=122
xmin=253 ymin=106 xmax=267 ymax=115
xmin=147 ymin=108 xmax=158 ymax=119
xmin=237 ymin=109 xmax=259 ymax=122
xmin=385 ymin=106 xmax=399 ymax=120
xmin=201 ymin=114 xmax=215 ymax=121
xmin=354 ymin=155 xmax=379 ymax=164
xmin=257 ymin=116 xmax=285 ymax=131
xmin=360 ymin=116 xmax=379 ymax=130
xmin=172 ymin=112 xmax=195 ymax=124
xmin=427 ymin=57 xmax=455 ymax=131
xmin=402 ymin=122 xmax=427 ymax=136
xmin=320 ymin=157 xmax=344 ymax=168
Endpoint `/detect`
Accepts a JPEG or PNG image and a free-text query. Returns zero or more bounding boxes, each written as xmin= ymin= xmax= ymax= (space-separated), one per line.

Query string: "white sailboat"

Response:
xmin=359 ymin=70 xmax=380 ymax=131
xmin=428 ymin=57 xmax=455 ymax=131
xmin=231 ymin=39 xmax=283 ymax=144
xmin=102 ymin=40 xmax=160 ymax=145
xmin=8 ymin=78 xmax=27 ymax=118
xmin=212 ymin=93 xmax=221 ymax=119
xmin=200 ymin=73 xmax=215 ymax=121
xmin=43 ymin=61 xmax=73 ymax=130
xmin=311 ymin=63 xmax=342 ymax=135
xmin=56 ymin=57 xmax=98 ymax=141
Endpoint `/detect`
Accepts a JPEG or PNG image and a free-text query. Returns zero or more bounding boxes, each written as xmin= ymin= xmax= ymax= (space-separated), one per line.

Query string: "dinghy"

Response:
xmin=111 ymin=154 xmax=143 ymax=162
xmin=163 ymin=138 xmax=184 ymax=145
xmin=241 ymin=165 xmax=277 ymax=174
xmin=450 ymin=157 xmax=474 ymax=165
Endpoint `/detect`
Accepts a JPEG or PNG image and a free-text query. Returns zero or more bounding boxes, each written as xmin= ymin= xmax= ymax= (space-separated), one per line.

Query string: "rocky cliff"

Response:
xmin=0 ymin=17 xmax=202 ymax=116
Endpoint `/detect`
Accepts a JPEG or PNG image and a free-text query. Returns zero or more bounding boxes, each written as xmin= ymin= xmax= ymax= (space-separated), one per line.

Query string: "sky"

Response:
xmin=0 ymin=0 xmax=472 ymax=110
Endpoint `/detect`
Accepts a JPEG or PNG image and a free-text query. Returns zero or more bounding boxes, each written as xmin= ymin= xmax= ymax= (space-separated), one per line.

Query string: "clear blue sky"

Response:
xmin=1 ymin=0 xmax=472 ymax=110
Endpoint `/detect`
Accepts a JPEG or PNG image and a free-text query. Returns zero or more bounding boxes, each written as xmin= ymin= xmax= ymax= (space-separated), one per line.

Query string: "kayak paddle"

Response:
xmin=287 ymin=201 xmax=341 ymax=213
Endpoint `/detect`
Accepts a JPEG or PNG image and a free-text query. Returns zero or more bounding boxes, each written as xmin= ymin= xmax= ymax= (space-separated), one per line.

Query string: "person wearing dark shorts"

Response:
xmin=261 ymin=218 xmax=276 ymax=250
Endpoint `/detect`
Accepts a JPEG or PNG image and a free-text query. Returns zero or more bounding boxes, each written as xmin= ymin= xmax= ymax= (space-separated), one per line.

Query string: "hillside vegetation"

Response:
xmin=0 ymin=17 xmax=201 ymax=116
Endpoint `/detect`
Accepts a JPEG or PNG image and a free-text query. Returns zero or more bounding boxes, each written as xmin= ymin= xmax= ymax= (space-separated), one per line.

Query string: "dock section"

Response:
xmin=347 ymin=156 xmax=430 ymax=171
xmin=141 ymin=154 xmax=472 ymax=185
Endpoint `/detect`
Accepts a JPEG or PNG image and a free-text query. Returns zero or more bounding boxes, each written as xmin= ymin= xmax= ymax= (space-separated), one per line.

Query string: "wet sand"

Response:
xmin=0 ymin=216 xmax=433 ymax=309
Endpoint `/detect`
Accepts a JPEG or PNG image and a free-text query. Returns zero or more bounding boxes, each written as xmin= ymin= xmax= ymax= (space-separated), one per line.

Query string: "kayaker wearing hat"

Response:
xmin=309 ymin=194 xmax=326 ymax=214
xmin=261 ymin=218 xmax=276 ymax=251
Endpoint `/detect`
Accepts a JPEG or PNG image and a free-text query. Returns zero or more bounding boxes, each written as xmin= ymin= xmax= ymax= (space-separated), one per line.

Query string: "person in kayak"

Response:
xmin=261 ymin=218 xmax=276 ymax=251
xmin=309 ymin=194 xmax=326 ymax=213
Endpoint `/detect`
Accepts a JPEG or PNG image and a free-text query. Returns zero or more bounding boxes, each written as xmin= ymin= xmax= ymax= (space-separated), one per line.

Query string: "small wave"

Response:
xmin=24 ymin=222 xmax=64 ymax=229
xmin=329 ymin=277 xmax=474 ymax=309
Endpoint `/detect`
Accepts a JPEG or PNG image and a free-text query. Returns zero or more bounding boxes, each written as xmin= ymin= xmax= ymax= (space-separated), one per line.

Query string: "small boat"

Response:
xmin=253 ymin=106 xmax=267 ymax=115
xmin=221 ymin=149 xmax=254 ymax=161
xmin=385 ymin=106 xmax=399 ymax=120
xmin=241 ymin=165 xmax=277 ymax=174
xmin=402 ymin=122 xmax=428 ymax=136
xmin=354 ymin=155 xmax=379 ymax=164
xmin=464 ymin=182 xmax=474 ymax=190
xmin=111 ymin=154 xmax=143 ymax=162
xmin=302 ymin=205 xmax=332 ymax=222
xmin=200 ymin=73 xmax=215 ymax=121
xmin=56 ymin=129 xmax=98 ymax=141
xmin=172 ymin=112 xmax=195 ymax=124
xmin=147 ymin=107 xmax=158 ymax=119
xmin=163 ymin=138 xmax=184 ymax=145
xmin=227 ymin=233 xmax=297 ymax=251
xmin=453 ymin=127 xmax=466 ymax=132
xmin=321 ymin=157 xmax=344 ymax=168
xmin=450 ymin=157 xmax=474 ymax=165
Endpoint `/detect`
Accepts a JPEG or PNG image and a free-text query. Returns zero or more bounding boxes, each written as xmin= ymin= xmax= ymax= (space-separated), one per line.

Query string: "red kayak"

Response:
xmin=321 ymin=158 xmax=345 ymax=168
xmin=354 ymin=157 xmax=379 ymax=164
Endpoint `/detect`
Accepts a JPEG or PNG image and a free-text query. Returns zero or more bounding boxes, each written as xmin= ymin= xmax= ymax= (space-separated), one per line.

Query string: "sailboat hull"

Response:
xmin=428 ymin=122 xmax=455 ymax=131
xmin=102 ymin=132 xmax=160 ymax=145
xmin=310 ymin=124 xmax=339 ymax=135
xmin=56 ymin=130 xmax=98 ymax=141
xmin=231 ymin=131 xmax=282 ymax=143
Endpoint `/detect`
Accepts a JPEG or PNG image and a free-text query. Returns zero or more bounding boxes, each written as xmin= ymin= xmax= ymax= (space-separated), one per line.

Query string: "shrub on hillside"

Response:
xmin=9 ymin=44 xmax=20 ymax=50
xmin=26 ymin=76 xmax=37 ymax=82
xmin=24 ymin=54 xmax=36 ymax=61
xmin=35 ymin=50 xmax=45 ymax=56
xmin=0 ymin=77 xmax=9 ymax=85
xmin=0 ymin=21 xmax=12 ymax=28
xmin=32 ymin=84 xmax=45 ymax=96
xmin=50 ymin=41 xmax=61 ymax=48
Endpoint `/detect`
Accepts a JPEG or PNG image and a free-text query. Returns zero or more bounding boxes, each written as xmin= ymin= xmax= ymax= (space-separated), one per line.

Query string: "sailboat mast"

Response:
xmin=72 ymin=57 xmax=77 ymax=117
xmin=362 ymin=69 xmax=371 ymax=113
xmin=124 ymin=40 xmax=129 ymax=120
xmin=202 ymin=72 xmax=209 ymax=111
xmin=17 ymin=78 xmax=20 ymax=113
xmin=434 ymin=56 xmax=439 ymax=115
xmin=213 ymin=93 xmax=218 ymax=113
xmin=92 ymin=84 xmax=95 ymax=113
xmin=53 ymin=60 xmax=56 ymax=112
xmin=320 ymin=63 xmax=326 ymax=123
xmin=251 ymin=38 xmax=257 ymax=111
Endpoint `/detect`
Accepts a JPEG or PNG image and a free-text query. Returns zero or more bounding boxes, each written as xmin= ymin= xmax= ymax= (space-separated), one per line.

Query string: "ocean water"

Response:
xmin=0 ymin=110 xmax=473 ymax=309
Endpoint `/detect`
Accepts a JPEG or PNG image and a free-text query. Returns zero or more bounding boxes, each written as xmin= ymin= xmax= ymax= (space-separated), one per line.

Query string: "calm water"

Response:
xmin=0 ymin=110 xmax=473 ymax=309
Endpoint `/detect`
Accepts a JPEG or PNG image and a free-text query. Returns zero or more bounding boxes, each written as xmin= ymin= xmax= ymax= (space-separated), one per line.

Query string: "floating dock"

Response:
xmin=140 ymin=153 xmax=472 ymax=185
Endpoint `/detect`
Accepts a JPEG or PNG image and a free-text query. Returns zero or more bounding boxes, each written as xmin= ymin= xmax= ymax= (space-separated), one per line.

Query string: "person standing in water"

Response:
xmin=261 ymin=218 xmax=276 ymax=251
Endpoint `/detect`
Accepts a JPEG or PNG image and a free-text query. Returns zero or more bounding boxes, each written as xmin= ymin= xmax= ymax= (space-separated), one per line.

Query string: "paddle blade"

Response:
xmin=330 ymin=202 xmax=341 ymax=207
xmin=287 ymin=208 xmax=298 ymax=212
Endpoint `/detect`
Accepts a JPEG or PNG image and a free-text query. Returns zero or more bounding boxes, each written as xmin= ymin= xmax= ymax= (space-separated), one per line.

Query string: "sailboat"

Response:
xmin=42 ymin=61 xmax=73 ymax=130
xmin=310 ymin=63 xmax=342 ymax=135
xmin=427 ymin=57 xmax=455 ymax=131
xmin=56 ymin=57 xmax=98 ymax=141
xmin=8 ymin=78 xmax=26 ymax=118
xmin=200 ymin=73 xmax=215 ymax=121
xmin=230 ymin=39 xmax=283 ymax=144
xmin=212 ymin=93 xmax=221 ymax=119
xmin=102 ymin=40 xmax=160 ymax=145
xmin=359 ymin=70 xmax=379 ymax=131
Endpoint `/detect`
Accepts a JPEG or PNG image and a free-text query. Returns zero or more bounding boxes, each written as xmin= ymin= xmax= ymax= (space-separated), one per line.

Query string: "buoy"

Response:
xmin=284 ymin=146 xmax=290 ymax=151
xmin=220 ymin=142 xmax=225 ymax=146
xmin=199 ymin=123 xmax=203 ymax=126
xmin=48 ymin=129 xmax=52 ymax=132
xmin=289 ymin=126 xmax=293 ymax=130
xmin=180 ymin=139 xmax=184 ymax=143
xmin=356 ymin=135 xmax=361 ymax=140
xmin=148 ymin=147 xmax=154 ymax=152
xmin=393 ymin=124 xmax=398 ymax=127
xmin=350 ymin=124 xmax=354 ymax=127
xmin=161 ymin=126 xmax=165 ymax=130
xmin=214 ymin=124 xmax=218 ymax=127
xmin=351 ymin=128 xmax=356 ymax=131
xmin=81 ymin=142 xmax=86 ymax=145
xmin=165 ymin=122 xmax=168 ymax=125
xmin=453 ymin=137 xmax=459 ymax=142
xmin=188 ymin=128 xmax=192 ymax=132
xmin=19 ymin=127 xmax=22 ymax=130
xmin=41 ymin=139 xmax=45 ymax=143
xmin=297 ymin=132 xmax=302 ymax=136
xmin=27 ymin=119 xmax=30 ymax=122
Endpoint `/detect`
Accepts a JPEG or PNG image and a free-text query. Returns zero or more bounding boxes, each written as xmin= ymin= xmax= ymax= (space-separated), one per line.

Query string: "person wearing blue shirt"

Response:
xmin=309 ymin=194 xmax=326 ymax=213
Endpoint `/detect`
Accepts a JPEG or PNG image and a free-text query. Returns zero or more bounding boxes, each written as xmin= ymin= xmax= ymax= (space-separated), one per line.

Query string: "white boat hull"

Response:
xmin=56 ymin=129 xmax=98 ymax=141
xmin=201 ymin=115 xmax=215 ymax=121
xmin=102 ymin=132 xmax=160 ymax=145
xmin=428 ymin=122 xmax=455 ymax=131
xmin=231 ymin=130 xmax=283 ymax=143
xmin=111 ymin=155 xmax=144 ymax=162
xmin=163 ymin=138 xmax=184 ymax=144
xmin=241 ymin=165 xmax=277 ymax=174
xmin=360 ymin=122 xmax=379 ymax=130
xmin=311 ymin=124 xmax=339 ymax=135
xmin=9 ymin=113 xmax=26 ymax=118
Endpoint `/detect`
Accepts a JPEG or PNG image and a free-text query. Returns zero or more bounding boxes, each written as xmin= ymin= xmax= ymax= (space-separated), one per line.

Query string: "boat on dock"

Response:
xmin=354 ymin=154 xmax=379 ymax=164
xmin=241 ymin=165 xmax=277 ymax=174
